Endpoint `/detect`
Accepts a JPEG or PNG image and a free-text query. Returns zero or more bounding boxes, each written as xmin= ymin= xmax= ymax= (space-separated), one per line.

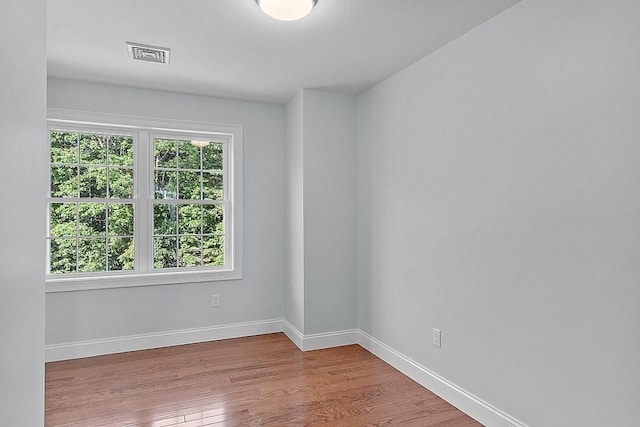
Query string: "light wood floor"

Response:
xmin=45 ymin=333 xmax=482 ymax=426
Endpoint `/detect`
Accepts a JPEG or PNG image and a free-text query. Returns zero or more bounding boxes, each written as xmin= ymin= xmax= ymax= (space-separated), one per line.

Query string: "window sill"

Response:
xmin=45 ymin=269 xmax=242 ymax=293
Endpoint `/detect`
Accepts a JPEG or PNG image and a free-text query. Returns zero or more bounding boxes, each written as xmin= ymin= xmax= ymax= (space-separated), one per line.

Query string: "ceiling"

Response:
xmin=47 ymin=0 xmax=519 ymax=104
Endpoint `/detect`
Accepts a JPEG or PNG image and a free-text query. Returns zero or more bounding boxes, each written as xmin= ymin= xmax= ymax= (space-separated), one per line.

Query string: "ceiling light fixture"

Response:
xmin=190 ymin=140 xmax=210 ymax=148
xmin=256 ymin=0 xmax=318 ymax=21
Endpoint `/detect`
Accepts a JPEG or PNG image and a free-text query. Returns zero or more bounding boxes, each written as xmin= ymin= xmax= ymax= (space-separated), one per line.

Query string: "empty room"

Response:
xmin=1 ymin=0 xmax=639 ymax=426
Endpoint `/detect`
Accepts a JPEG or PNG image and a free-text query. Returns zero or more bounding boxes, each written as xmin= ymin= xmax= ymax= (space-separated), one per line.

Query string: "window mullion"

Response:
xmin=75 ymin=132 xmax=80 ymax=273
xmin=135 ymin=131 xmax=151 ymax=274
xmin=147 ymin=132 xmax=156 ymax=271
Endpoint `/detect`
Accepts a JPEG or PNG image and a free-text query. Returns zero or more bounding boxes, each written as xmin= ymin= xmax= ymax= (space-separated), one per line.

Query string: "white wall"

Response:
xmin=283 ymin=89 xmax=357 ymax=336
xmin=46 ymin=78 xmax=285 ymax=344
xmin=356 ymin=0 xmax=640 ymax=425
xmin=302 ymin=90 xmax=357 ymax=334
xmin=0 ymin=0 xmax=47 ymax=424
xmin=284 ymin=91 xmax=305 ymax=332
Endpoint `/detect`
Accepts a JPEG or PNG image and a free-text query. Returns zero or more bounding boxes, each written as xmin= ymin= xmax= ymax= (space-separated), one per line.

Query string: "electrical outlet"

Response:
xmin=211 ymin=294 xmax=220 ymax=307
xmin=433 ymin=328 xmax=441 ymax=348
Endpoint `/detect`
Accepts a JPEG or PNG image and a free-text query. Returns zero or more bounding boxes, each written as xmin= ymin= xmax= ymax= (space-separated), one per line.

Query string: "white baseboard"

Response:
xmin=281 ymin=320 xmax=358 ymax=351
xmin=45 ymin=319 xmax=282 ymax=362
xmin=281 ymin=319 xmax=304 ymax=350
xmin=304 ymin=328 xmax=359 ymax=351
xmin=358 ymin=330 xmax=527 ymax=427
xmin=46 ymin=319 xmax=357 ymax=362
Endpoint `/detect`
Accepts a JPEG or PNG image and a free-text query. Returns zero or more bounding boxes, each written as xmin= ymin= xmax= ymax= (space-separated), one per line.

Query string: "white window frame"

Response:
xmin=46 ymin=109 xmax=243 ymax=292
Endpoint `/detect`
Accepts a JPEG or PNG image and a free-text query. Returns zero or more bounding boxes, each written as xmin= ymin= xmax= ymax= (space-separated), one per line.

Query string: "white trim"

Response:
xmin=46 ymin=269 xmax=243 ymax=292
xmin=45 ymin=319 xmax=281 ymax=362
xmin=357 ymin=330 xmax=528 ymax=427
xmin=303 ymin=329 xmax=359 ymax=351
xmin=48 ymin=108 xmax=241 ymax=136
xmin=282 ymin=319 xmax=304 ymax=350
xmin=281 ymin=319 xmax=358 ymax=351
xmin=46 ymin=319 xmax=358 ymax=362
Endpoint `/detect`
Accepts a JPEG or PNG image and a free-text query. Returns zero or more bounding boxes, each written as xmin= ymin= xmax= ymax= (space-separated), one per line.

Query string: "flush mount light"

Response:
xmin=256 ymin=0 xmax=318 ymax=21
xmin=190 ymin=140 xmax=210 ymax=148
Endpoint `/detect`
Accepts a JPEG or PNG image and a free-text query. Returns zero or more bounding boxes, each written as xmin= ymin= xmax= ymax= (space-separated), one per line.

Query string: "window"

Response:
xmin=49 ymin=130 xmax=135 ymax=274
xmin=151 ymin=136 xmax=225 ymax=269
xmin=46 ymin=110 xmax=243 ymax=292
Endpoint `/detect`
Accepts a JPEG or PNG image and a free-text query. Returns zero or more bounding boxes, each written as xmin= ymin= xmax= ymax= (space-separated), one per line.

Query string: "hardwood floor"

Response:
xmin=45 ymin=333 xmax=482 ymax=426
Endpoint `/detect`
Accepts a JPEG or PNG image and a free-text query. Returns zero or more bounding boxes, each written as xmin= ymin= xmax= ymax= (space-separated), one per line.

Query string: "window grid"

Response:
xmin=48 ymin=130 xmax=135 ymax=274
xmin=47 ymin=201 xmax=135 ymax=273
xmin=151 ymin=137 xmax=225 ymax=269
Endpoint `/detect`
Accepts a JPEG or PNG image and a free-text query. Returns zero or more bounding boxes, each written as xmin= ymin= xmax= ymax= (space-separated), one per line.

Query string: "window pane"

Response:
xmin=178 ymin=204 xmax=201 ymax=234
xmin=202 ymin=143 xmax=223 ymax=170
xmin=154 ymin=139 xmax=177 ymax=168
xmin=178 ymin=140 xmax=201 ymax=170
xmin=79 ymin=133 xmax=107 ymax=165
xmin=49 ymin=238 xmax=77 ymax=274
xmin=108 ymin=135 xmax=134 ymax=166
xmin=154 ymin=204 xmax=177 ymax=236
xmin=50 ymin=131 xmax=78 ymax=164
xmin=78 ymin=203 xmax=106 ymax=236
xmin=179 ymin=236 xmax=201 ymax=267
xmin=51 ymin=166 xmax=78 ymax=197
xmin=108 ymin=204 xmax=134 ymax=236
xmin=204 ymin=235 xmax=224 ymax=266
xmin=154 ymin=237 xmax=177 ymax=268
xmin=78 ymin=238 xmax=107 ymax=272
xmin=178 ymin=171 xmax=201 ymax=199
xmin=79 ymin=167 xmax=108 ymax=198
xmin=49 ymin=203 xmax=77 ymax=237
xmin=154 ymin=170 xmax=177 ymax=199
xmin=202 ymin=172 xmax=223 ymax=200
xmin=108 ymin=237 xmax=134 ymax=271
xmin=202 ymin=204 xmax=224 ymax=235
xmin=109 ymin=168 xmax=134 ymax=198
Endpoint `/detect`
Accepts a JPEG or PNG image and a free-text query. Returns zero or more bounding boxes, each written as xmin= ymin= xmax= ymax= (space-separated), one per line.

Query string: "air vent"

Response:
xmin=126 ymin=42 xmax=170 ymax=64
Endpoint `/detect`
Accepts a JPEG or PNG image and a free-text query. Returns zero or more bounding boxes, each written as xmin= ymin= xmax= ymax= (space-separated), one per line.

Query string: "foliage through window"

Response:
xmin=46 ymin=113 xmax=242 ymax=290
